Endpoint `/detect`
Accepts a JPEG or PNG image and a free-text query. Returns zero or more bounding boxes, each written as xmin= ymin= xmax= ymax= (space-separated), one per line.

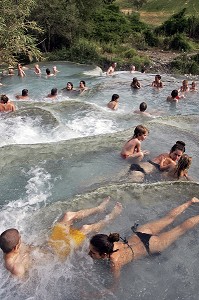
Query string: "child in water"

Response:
xmin=121 ymin=125 xmax=149 ymax=160
xmin=130 ymin=77 xmax=141 ymax=89
xmin=180 ymin=80 xmax=190 ymax=92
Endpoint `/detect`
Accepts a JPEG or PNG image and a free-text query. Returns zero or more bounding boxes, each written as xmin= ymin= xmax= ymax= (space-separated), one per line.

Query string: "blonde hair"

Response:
xmin=174 ymin=154 xmax=192 ymax=179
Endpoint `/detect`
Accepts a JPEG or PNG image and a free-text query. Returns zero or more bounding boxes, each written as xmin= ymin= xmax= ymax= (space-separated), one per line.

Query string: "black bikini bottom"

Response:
xmin=148 ymin=160 xmax=160 ymax=171
xmin=130 ymin=164 xmax=146 ymax=175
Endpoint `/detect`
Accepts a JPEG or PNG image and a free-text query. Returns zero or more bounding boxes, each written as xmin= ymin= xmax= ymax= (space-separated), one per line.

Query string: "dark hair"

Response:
xmin=0 ymin=94 xmax=9 ymax=104
xmin=139 ymin=102 xmax=147 ymax=112
xmin=51 ymin=88 xmax=57 ymax=96
xmin=80 ymin=80 xmax=86 ymax=86
xmin=174 ymin=154 xmax=192 ymax=179
xmin=171 ymin=90 xmax=178 ymax=98
xmin=133 ymin=125 xmax=149 ymax=138
xmin=90 ymin=233 xmax=120 ymax=255
xmin=46 ymin=68 xmax=51 ymax=75
xmin=0 ymin=229 xmax=20 ymax=253
xmin=22 ymin=89 xmax=28 ymax=96
xmin=156 ymin=74 xmax=161 ymax=80
xmin=67 ymin=82 xmax=73 ymax=89
xmin=170 ymin=141 xmax=186 ymax=153
xmin=111 ymin=94 xmax=119 ymax=101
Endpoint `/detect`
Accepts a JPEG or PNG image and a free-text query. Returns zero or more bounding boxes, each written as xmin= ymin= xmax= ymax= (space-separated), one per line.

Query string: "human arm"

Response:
xmin=159 ymin=157 xmax=175 ymax=171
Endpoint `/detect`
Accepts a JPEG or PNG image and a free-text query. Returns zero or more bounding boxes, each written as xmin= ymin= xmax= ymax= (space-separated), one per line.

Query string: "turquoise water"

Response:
xmin=0 ymin=62 xmax=199 ymax=300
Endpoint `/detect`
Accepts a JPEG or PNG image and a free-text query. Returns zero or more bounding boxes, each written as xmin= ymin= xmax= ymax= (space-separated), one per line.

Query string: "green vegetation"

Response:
xmin=0 ymin=0 xmax=199 ymax=74
xmin=142 ymin=0 xmax=199 ymax=14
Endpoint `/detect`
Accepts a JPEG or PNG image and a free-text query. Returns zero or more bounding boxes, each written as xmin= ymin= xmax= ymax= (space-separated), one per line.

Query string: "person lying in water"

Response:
xmin=121 ymin=125 xmax=149 ymax=160
xmin=0 ymin=198 xmax=122 ymax=278
xmin=89 ymin=197 xmax=199 ymax=293
xmin=130 ymin=140 xmax=186 ymax=177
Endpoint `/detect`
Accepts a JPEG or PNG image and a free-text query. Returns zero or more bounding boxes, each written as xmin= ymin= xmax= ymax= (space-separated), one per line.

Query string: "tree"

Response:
xmin=132 ymin=0 xmax=147 ymax=10
xmin=0 ymin=0 xmax=42 ymax=65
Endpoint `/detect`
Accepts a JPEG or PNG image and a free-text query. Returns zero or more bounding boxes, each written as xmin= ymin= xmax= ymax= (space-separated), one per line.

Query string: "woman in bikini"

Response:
xmin=89 ymin=197 xmax=199 ymax=286
xmin=129 ymin=141 xmax=186 ymax=177
xmin=162 ymin=154 xmax=192 ymax=181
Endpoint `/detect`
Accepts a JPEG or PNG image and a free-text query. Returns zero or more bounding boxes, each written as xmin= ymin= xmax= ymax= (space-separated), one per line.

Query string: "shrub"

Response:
xmin=122 ymin=48 xmax=137 ymax=58
xmin=168 ymin=34 xmax=192 ymax=51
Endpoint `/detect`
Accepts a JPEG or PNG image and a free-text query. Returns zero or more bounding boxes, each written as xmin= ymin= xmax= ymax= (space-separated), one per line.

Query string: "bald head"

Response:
xmin=0 ymin=229 xmax=20 ymax=253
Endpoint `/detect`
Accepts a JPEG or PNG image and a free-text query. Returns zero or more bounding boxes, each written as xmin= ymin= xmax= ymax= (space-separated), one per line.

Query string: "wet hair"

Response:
xmin=171 ymin=90 xmax=178 ymax=98
xmin=80 ymin=80 xmax=86 ymax=86
xmin=90 ymin=233 xmax=120 ymax=255
xmin=0 ymin=229 xmax=20 ymax=254
xmin=155 ymin=75 xmax=161 ymax=80
xmin=170 ymin=141 xmax=186 ymax=154
xmin=132 ymin=77 xmax=138 ymax=83
xmin=133 ymin=125 xmax=149 ymax=138
xmin=182 ymin=79 xmax=188 ymax=86
xmin=174 ymin=154 xmax=192 ymax=179
xmin=0 ymin=94 xmax=9 ymax=104
xmin=46 ymin=68 xmax=51 ymax=75
xmin=22 ymin=89 xmax=28 ymax=96
xmin=67 ymin=82 xmax=73 ymax=89
xmin=51 ymin=88 xmax=57 ymax=96
xmin=139 ymin=102 xmax=147 ymax=112
xmin=111 ymin=94 xmax=119 ymax=102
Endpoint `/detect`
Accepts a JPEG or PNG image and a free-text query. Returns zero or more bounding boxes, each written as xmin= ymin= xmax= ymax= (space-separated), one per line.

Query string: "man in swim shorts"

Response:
xmin=0 ymin=198 xmax=122 ymax=278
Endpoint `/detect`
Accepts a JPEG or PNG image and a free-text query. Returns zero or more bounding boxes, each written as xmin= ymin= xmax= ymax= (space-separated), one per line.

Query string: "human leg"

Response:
xmin=137 ymin=197 xmax=199 ymax=235
xmin=59 ymin=197 xmax=110 ymax=225
xmin=80 ymin=202 xmax=123 ymax=235
xmin=149 ymin=213 xmax=199 ymax=253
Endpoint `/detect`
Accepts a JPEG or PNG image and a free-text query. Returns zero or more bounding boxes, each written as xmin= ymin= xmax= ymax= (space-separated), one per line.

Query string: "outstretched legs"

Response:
xmin=80 ymin=202 xmax=123 ymax=235
xmin=138 ymin=197 xmax=199 ymax=235
xmin=150 ymin=209 xmax=199 ymax=253
xmin=59 ymin=197 xmax=110 ymax=226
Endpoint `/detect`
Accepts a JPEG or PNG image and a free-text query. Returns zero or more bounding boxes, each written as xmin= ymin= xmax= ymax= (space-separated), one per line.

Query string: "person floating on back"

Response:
xmin=107 ymin=94 xmax=119 ymax=110
xmin=120 ymin=125 xmax=149 ymax=160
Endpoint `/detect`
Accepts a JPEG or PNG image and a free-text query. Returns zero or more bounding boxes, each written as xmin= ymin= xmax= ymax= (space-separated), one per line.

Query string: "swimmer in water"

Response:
xmin=121 ymin=125 xmax=149 ymax=160
xmin=47 ymin=88 xmax=58 ymax=98
xmin=0 ymin=94 xmax=16 ymax=112
xmin=152 ymin=74 xmax=163 ymax=88
xmin=89 ymin=197 xmax=199 ymax=294
xmin=106 ymin=62 xmax=117 ymax=76
xmin=107 ymin=94 xmax=119 ymax=110
xmin=129 ymin=141 xmax=186 ymax=182
xmin=134 ymin=102 xmax=151 ymax=117
xmin=130 ymin=77 xmax=141 ymax=89
xmin=34 ymin=64 xmax=41 ymax=75
xmin=15 ymin=89 xmax=29 ymax=100
xmin=0 ymin=198 xmax=122 ymax=278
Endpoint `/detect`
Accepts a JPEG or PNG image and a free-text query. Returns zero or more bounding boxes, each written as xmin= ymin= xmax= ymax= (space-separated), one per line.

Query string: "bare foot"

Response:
xmin=98 ymin=196 xmax=110 ymax=212
xmin=191 ymin=197 xmax=199 ymax=204
xmin=112 ymin=202 xmax=123 ymax=217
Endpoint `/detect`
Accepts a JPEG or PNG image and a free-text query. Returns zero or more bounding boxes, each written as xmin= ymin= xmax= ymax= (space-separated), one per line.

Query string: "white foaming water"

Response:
xmin=67 ymin=114 xmax=116 ymax=136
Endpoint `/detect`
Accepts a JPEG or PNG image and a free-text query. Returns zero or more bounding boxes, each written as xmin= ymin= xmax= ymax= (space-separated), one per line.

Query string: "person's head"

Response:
xmin=46 ymin=68 xmax=51 ymax=75
xmin=191 ymin=81 xmax=196 ymax=88
xmin=130 ymin=65 xmax=135 ymax=71
xmin=22 ymin=89 xmax=28 ymax=96
xmin=139 ymin=102 xmax=147 ymax=112
xmin=0 ymin=229 xmax=20 ymax=254
xmin=132 ymin=77 xmax=138 ymax=84
xmin=112 ymin=62 xmax=117 ymax=68
xmin=66 ymin=82 xmax=73 ymax=90
xmin=155 ymin=74 xmax=161 ymax=81
xmin=169 ymin=141 xmax=186 ymax=161
xmin=182 ymin=80 xmax=188 ymax=87
xmin=111 ymin=94 xmax=119 ymax=102
xmin=171 ymin=90 xmax=178 ymax=98
xmin=79 ymin=80 xmax=86 ymax=88
xmin=133 ymin=125 xmax=149 ymax=140
xmin=8 ymin=67 xmax=14 ymax=75
xmin=175 ymin=154 xmax=192 ymax=179
xmin=0 ymin=94 xmax=9 ymax=104
xmin=35 ymin=64 xmax=39 ymax=69
xmin=89 ymin=233 xmax=120 ymax=259
xmin=51 ymin=88 xmax=58 ymax=96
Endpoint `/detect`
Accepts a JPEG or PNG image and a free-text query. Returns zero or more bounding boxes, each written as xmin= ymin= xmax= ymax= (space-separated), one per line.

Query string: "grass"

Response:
xmin=117 ymin=0 xmax=199 ymax=25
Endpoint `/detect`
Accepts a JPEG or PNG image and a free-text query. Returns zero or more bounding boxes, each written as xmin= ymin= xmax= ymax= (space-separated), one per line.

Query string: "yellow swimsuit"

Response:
xmin=48 ymin=223 xmax=85 ymax=259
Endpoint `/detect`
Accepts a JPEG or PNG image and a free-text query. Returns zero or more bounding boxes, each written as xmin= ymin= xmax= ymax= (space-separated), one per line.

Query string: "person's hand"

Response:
xmin=142 ymin=150 xmax=150 ymax=155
